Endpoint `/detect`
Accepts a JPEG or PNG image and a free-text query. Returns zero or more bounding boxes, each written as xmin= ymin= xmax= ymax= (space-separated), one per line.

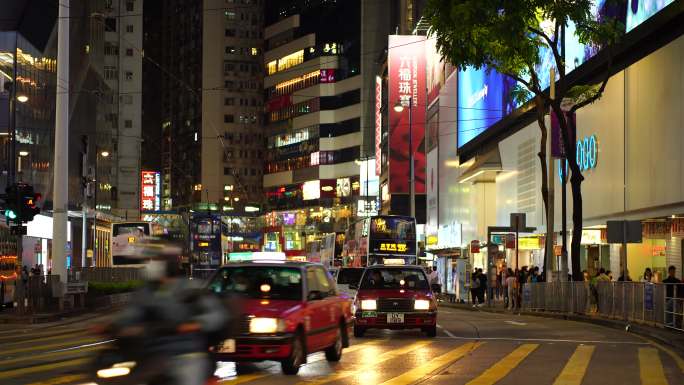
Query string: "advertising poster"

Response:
xmin=388 ymin=35 xmax=427 ymax=194
xmin=626 ymin=0 xmax=674 ymax=31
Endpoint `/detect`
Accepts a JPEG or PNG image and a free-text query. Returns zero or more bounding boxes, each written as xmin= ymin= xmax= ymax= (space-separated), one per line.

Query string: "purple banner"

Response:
xmin=551 ymin=111 xmax=576 ymax=158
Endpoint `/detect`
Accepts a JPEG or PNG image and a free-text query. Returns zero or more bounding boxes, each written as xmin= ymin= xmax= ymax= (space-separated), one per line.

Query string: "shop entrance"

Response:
xmin=587 ymin=245 xmax=600 ymax=276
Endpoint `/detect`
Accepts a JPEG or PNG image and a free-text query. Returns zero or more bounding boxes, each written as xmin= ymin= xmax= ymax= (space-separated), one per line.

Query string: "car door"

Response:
xmin=305 ymin=267 xmax=328 ymax=352
xmin=313 ymin=266 xmax=340 ymax=347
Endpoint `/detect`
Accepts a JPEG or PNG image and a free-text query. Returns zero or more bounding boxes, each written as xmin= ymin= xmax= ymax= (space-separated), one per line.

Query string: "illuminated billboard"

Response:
xmin=627 ymin=0 xmax=674 ymax=31
xmin=141 ymin=171 xmax=160 ymax=211
xmin=375 ymin=75 xmax=382 ymax=176
xmin=388 ymin=35 xmax=426 ymax=194
xmin=457 ymin=1 xmax=626 ymax=149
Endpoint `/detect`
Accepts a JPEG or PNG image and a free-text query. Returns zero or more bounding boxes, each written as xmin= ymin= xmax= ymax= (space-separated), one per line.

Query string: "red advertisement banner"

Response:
xmin=388 ymin=35 xmax=426 ymax=194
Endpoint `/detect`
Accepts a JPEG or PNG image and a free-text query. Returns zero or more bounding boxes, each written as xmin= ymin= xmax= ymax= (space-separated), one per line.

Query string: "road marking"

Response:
xmin=437 ymin=334 xmax=648 ymax=345
xmin=0 ymin=330 xmax=88 ymax=347
xmin=639 ymin=348 xmax=669 ymax=385
xmin=633 ymin=333 xmax=684 ymax=374
xmin=504 ymin=320 xmax=527 ymax=326
xmin=0 ymin=337 xmax=101 ymax=356
xmin=553 ymin=345 xmax=595 ymax=385
xmin=220 ymin=373 xmax=270 ymax=384
xmin=24 ymin=374 xmax=86 ymax=385
xmin=377 ymin=342 xmax=483 ymax=385
xmin=0 ymin=345 xmax=104 ymax=367
xmin=0 ymin=358 xmax=89 ymax=380
xmin=296 ymin=340 xmax=432 ymax=385
xmin=436 ymin=324 xmax=457 ymax=338
xmin=466 ymin=344 xmax=538 ymax=385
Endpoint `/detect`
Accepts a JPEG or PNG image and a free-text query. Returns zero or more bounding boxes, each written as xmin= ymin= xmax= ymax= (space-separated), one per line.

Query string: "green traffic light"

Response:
xmin=5 ymin=209 xmax=16 ymax=220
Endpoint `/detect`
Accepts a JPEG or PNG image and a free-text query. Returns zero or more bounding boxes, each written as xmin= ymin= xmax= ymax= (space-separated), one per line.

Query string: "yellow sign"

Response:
xmin=198 ymin=242 xmax=209 ymax=247
xmin=518 ymin=237 xmax=541 ymax=250
xmin=379 ymin=243 xmax=408 ymax=253
xmin=426 ymin=235 xmax=438 ymax=246
xmin=127 ymin=237 xmax=135 ymax=244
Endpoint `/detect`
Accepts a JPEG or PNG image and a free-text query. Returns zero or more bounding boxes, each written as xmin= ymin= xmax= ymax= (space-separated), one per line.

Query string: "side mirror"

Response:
xmin=307 ymin=290 xmax=323 ymax=301
xmin=349 ymin=283 xmax=358 ymax=290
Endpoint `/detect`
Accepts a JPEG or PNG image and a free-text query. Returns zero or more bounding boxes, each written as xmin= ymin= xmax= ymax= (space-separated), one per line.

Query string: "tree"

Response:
xmin=425 ymin=0 xmax=623 ymax=280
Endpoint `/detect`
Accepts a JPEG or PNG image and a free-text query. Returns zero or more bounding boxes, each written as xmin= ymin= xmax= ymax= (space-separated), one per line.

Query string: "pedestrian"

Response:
xmin=496 ymin=270 xmax=502 ymax=300
xmin=477 ymin=268 xmax=487 ymax=306
xmin=31 ymin=264 xmax=40 ymax=276
xmin=618 ymin=270 xmax=632 ymax=281
xmin=428 ymin=266 xmax=440 ymax=293
xmin=663 ymin=265 xmax=682 ymax=328
xmin=517 ymin=267 xmax=528 ymax=309
xmin=470 ymin=270 xmax=480 ymax=306
xmin=505 ymin=268 xmax=516 ymax=310
xmin=641 ymin=268 xmax=653 ymax=283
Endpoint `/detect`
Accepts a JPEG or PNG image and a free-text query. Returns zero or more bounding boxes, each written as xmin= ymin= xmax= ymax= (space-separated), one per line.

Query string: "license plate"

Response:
xmin=218 ymin=339 xmax=236 ymax=353
xmin=361 ymin=311 xmax=377 ymax=318
xmin=387 ymin=313 xmax=404 ymax=323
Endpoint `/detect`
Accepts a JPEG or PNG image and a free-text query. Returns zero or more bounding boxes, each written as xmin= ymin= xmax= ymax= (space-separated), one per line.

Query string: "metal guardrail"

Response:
xmin=68 ymin=267 xmax=147 ymax=283
xmin=522 ymin=281 xmax=683 ymax=332
xmin=190 ymin=268 xmax=216 ymax=281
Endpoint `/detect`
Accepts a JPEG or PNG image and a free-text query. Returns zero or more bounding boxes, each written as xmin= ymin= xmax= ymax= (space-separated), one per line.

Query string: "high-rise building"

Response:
xmin=101 ymin=0 xmax=144 ymax=219
xmin=261 ymin=0 xmax=362 ymax=256
xmin=157 ymin=0 xmax=264 ymax=213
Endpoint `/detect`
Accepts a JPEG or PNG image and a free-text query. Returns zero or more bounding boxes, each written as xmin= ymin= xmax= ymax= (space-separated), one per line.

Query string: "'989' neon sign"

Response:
xmin=559 ymin=135 xmax=598 ymax=180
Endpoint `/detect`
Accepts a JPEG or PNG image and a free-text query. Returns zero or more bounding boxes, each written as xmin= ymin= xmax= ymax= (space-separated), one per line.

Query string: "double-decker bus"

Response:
xmin=344 ymin=215 xmax=417 ymax=266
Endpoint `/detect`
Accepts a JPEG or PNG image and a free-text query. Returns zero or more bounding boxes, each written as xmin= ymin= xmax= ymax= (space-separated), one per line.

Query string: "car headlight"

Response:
xmin=249 ymin=317 xmax=285 ymax=333
xmin=414 ymin=299 xmax=430 ymax=310
xmin=360 ymin=299 xmax=377 ymax=310
xmin=97 ymin=367 xmax=130 ymax=378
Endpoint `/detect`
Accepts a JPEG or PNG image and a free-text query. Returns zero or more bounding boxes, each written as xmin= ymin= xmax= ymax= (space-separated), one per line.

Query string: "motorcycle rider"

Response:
xmin=109 ymin=238 xmax=228 ymax=385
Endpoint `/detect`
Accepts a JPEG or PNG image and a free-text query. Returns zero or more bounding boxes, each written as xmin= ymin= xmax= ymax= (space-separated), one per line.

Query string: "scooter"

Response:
xmin=75 ymin=324 xmax=220 ymax=385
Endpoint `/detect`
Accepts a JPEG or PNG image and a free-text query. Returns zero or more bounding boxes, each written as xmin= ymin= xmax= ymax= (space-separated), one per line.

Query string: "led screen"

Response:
xmin=626 ymin=0 xmax=674 ymax=31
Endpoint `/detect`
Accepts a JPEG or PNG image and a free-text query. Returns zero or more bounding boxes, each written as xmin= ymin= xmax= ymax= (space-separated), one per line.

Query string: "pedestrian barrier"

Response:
xmin=522 ymin=281 xmax=683 ymax=332
xmin=68 ymin=267 xmax=147 ymax=283
xmin=190 ymin=268 xmax=216 ymax=281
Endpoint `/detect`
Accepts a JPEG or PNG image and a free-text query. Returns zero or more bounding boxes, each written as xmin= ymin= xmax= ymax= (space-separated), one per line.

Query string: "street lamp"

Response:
xmin=394 ymin=98 xmax=414 ymax=218
xmin=17 ymin=151 xmax=29 ymax=181
xmin=16 ymin=94 xmax=28 ymax=103
xmin=100 ymin=150 xmax=110 ymax=158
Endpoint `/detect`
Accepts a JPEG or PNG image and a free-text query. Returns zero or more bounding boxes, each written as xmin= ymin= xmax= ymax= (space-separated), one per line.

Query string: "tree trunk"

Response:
xmin=535 ymin=96 xmax=551 ymax=275
xmin=550 ymin=103 xmax=584 ymax=280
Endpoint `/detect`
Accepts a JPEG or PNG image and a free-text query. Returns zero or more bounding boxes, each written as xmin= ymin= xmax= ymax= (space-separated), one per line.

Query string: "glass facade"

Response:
xmin=0 ymin=31 xmax=56 ymax=200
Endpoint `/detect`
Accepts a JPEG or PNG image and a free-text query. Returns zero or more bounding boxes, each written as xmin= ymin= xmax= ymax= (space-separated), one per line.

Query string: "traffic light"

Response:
xmin=18 ymin=184 xmax=41 ymax=223
xmin=2 ymin=184 xmax=19 ymax=225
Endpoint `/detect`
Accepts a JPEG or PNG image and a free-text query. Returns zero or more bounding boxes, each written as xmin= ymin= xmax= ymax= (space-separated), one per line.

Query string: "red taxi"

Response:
xmin=207 ymin=261 xmax=353 ymax=375
xmin=351 ymin=265 xmax=437 ymax=337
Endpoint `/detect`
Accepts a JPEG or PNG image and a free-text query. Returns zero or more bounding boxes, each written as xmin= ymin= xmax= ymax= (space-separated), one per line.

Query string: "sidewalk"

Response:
xmin=438 ymin=300 xmax=684 ymax=357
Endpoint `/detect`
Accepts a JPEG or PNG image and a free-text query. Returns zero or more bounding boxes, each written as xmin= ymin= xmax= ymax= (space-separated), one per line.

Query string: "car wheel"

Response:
xmin=282 ymin=332 xmax=305 ymax=375
xmin=424 ymin=325 xmax=437 ymax=338
xmin=324 ymin=325 xmax=344 ymax=361
xmin=353 ymin=325 xmax=365 ymax=338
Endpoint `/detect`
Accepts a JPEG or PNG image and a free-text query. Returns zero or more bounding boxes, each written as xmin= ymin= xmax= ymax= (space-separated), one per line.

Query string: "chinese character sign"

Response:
xmin=375 ymin=76 xmax=382 ymax=176
xmin=388 ymin=35 xmax=426 ymax=194
xmin=141 ymin=171 xmax=160 ymax=212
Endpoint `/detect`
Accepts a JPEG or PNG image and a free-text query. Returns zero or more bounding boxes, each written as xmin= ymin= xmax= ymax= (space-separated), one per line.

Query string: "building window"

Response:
xmin=126 ymin=1 xmax=134 ymax=12
xmin=104 ymin=66 xmax=117 ymax=80
xmin=121 ymin=95 xmax=133 ymax=104
xmin=126 ymin=24 xmax=134 ymax=33
xmin=124 ymin=119 xmax=133 ymax=128
xmin=225 ymin=29 xmax=235 ymax=37
xmin=105 ymin=18 xmax=116 ymax=31
xmin=224 ymin=167 xmax=232 ymax=175
xmin=224 ymin=97 xmax=234 ymax=106
xmin=224 ymin=115 xmax=234 ymax=123
xmin=104 ymin=43 xmax=118 ymax=55
xmin=126 ymin=48 xmax=134 ymax=56
xmin=124 ymin=71 xmax=134 ymax=80
xmin=225 ymin=11 xmax=236 ymax=20
xmin=251 ymin=47 xmax=259 ymax=56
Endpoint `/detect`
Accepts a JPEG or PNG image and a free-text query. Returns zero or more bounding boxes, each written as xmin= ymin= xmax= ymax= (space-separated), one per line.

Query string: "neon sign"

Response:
xmin=559 ymin=135 xmax=598 ymax=180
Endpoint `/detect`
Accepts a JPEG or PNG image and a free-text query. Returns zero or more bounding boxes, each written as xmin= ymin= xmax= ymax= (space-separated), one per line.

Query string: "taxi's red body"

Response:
xmin=353 ymin=265 xmax=437 ymax=337
xmin=209 ymin=262 xmax=353 ymax=374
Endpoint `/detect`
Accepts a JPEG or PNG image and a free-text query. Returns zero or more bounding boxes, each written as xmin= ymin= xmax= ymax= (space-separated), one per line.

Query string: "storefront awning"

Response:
xmin=458 ymin=147 xmax=502 ymax=183
xmin=426 ymin=247 xmax=462 ymax=257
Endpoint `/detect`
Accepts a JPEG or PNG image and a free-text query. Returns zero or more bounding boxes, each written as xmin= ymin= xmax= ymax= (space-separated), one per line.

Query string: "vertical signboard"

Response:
xmin=141 ymin=171 xmax=160 ymax=212
xmin=388 ymin=35 xmax=427 ymax=194
xmin=375 ymin=76 xmax=382 ymax=176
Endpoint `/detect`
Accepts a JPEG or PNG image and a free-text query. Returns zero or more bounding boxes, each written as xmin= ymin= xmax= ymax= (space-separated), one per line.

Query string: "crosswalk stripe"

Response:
xmin=1 ymin=337 xmax=100 ymax=355
xmin=0 ymin=358 xmax=89 ymax=380
xmin=553 ymin=345 xmax=595 ymax=385
xmin=377 ymin=342 xmax=483 ymax=385
xmin=639 ymin=348 xmax=669 ymax=385
xmin=465 ymin=344 xmax=539 ymax=385
xmin=220 ymin=373 xmax=270 ymax=384
xmin=296 ymin=340 xmax=432 ymax=385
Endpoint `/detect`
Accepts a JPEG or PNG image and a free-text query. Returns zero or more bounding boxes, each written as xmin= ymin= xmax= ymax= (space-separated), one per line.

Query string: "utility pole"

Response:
xmin=52 ymin=0 xmax=70 ymax=288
